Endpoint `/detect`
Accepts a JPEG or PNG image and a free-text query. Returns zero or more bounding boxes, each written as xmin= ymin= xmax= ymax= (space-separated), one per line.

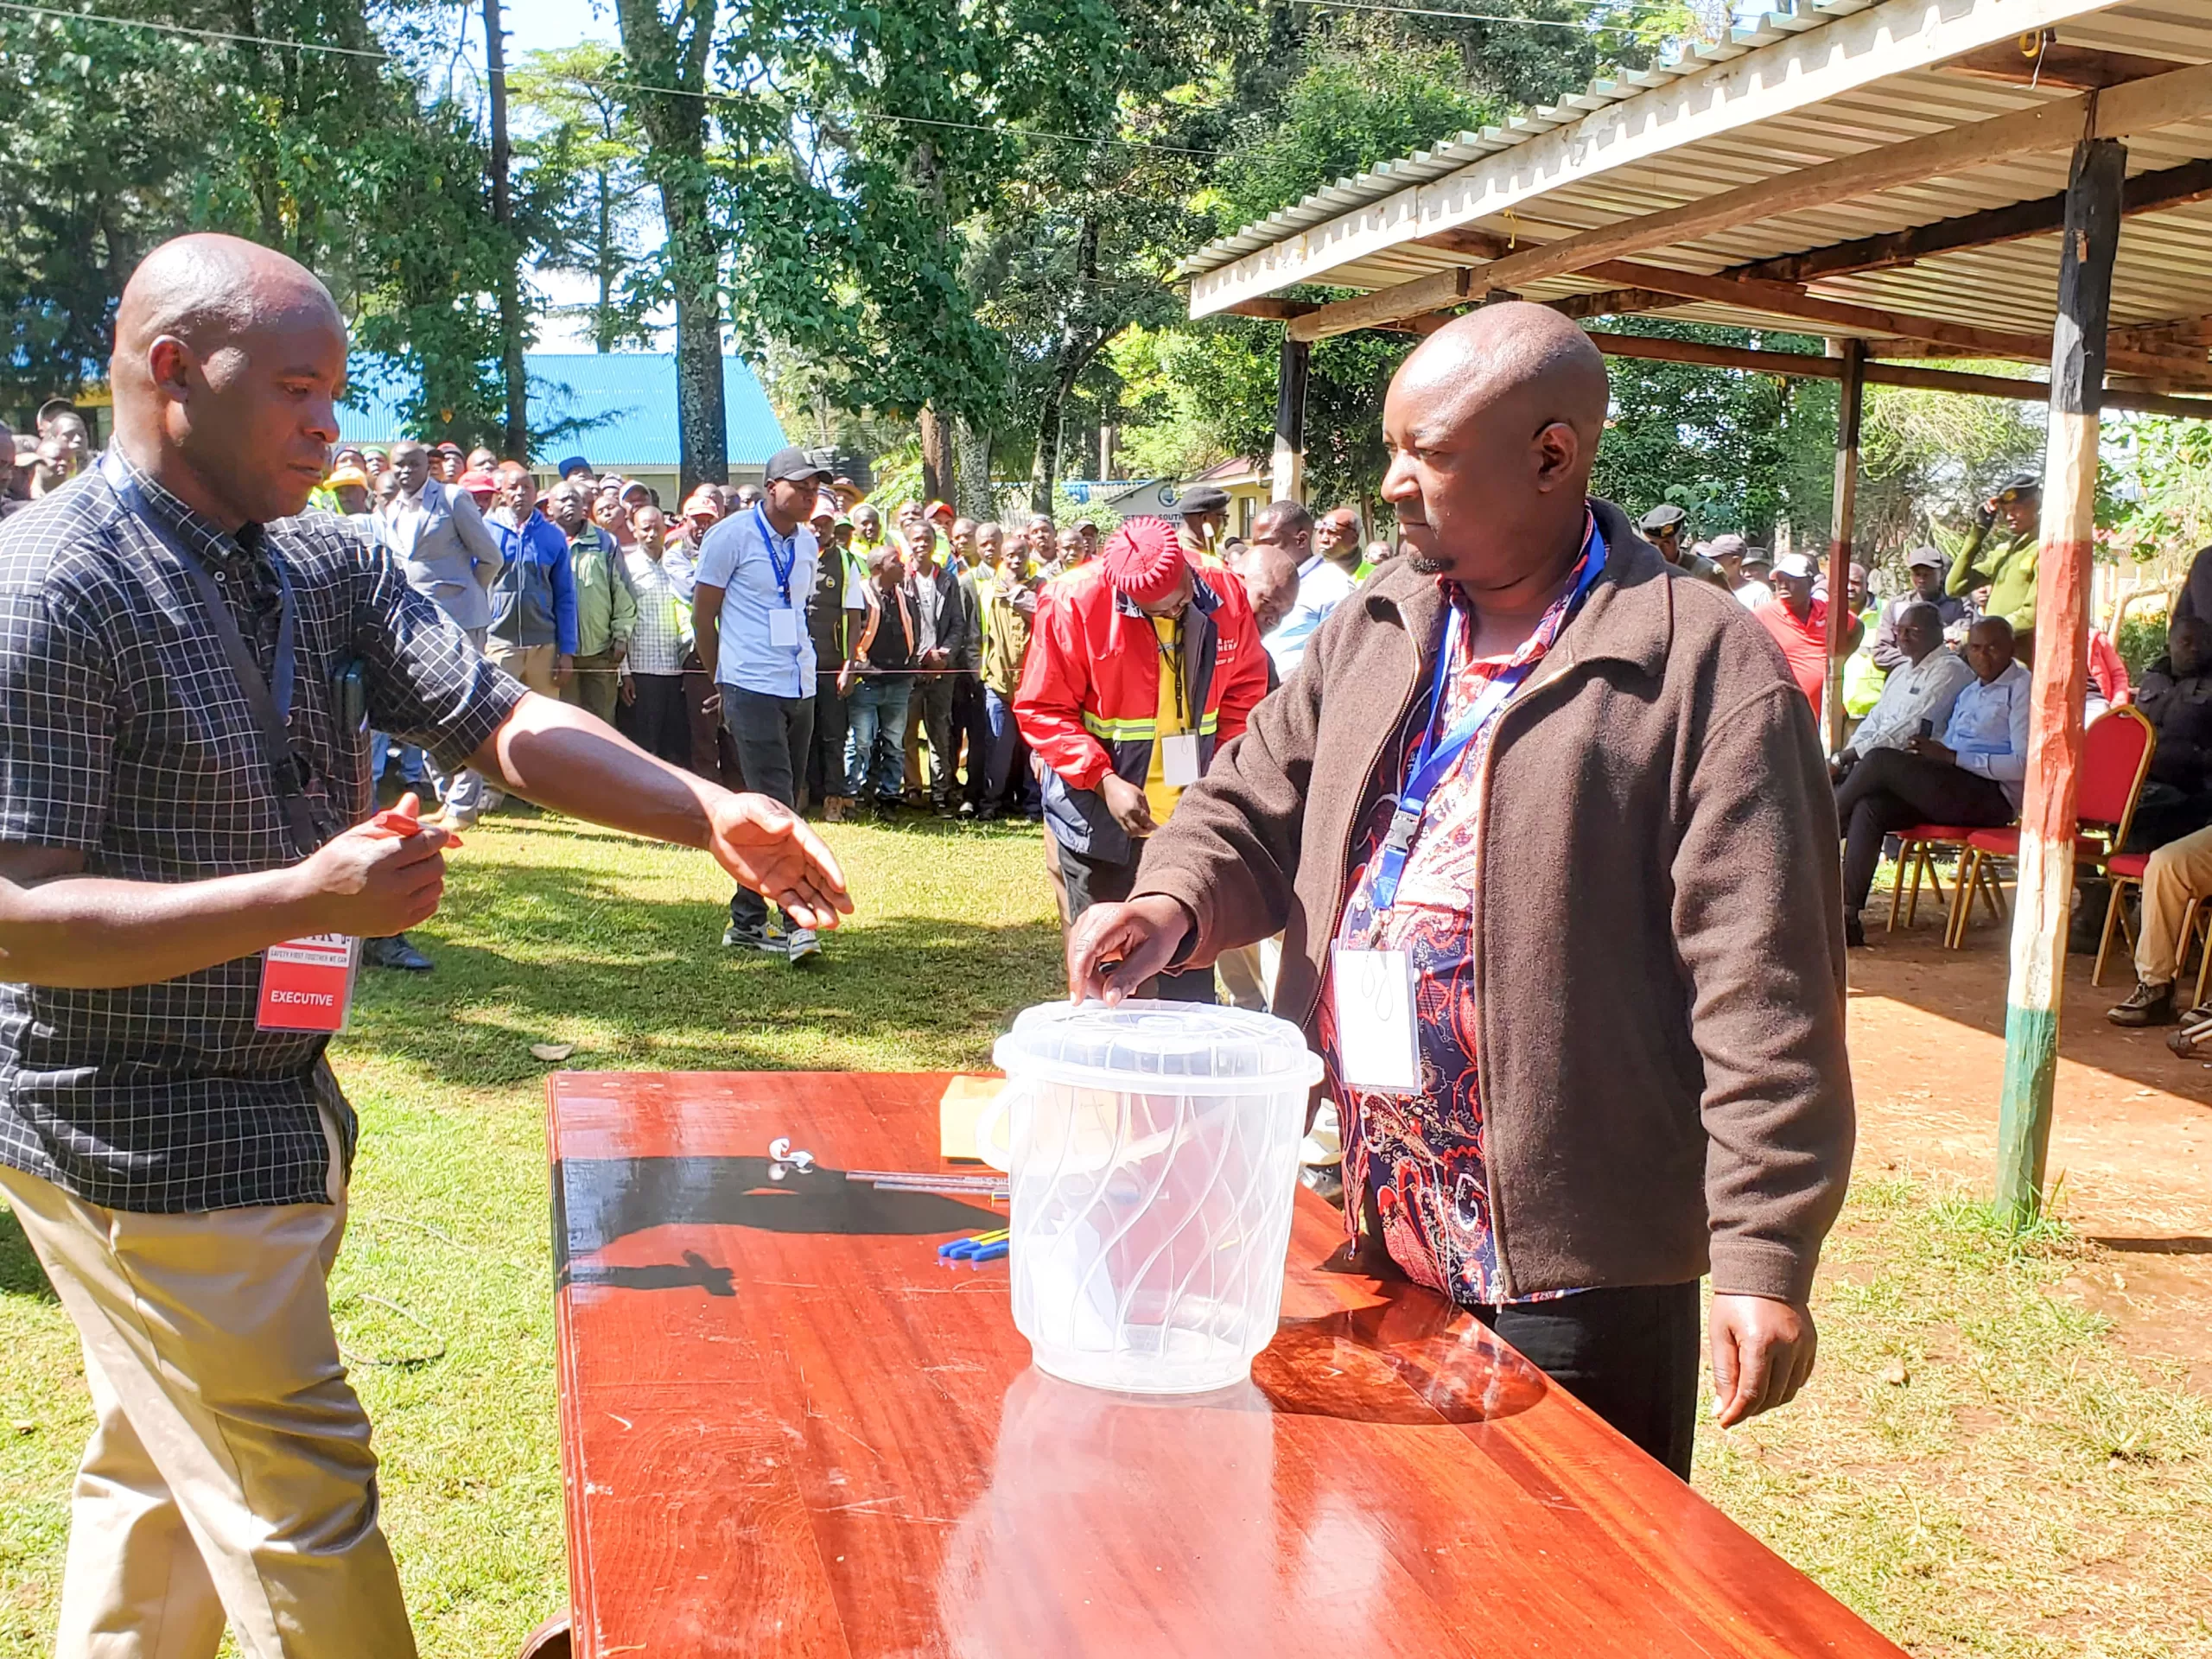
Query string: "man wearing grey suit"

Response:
xmin=378 ymin=440 xmax=502 ymax=830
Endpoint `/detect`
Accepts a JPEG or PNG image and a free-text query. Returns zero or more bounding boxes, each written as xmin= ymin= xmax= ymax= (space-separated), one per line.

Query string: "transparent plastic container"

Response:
xmin=982 ymin=999 xmax=1323 ymax=1395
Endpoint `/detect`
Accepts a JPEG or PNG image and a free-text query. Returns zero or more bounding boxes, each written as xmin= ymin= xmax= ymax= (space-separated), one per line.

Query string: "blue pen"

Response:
xmin=969 ymin=1239 xmax=1009 ymax=1263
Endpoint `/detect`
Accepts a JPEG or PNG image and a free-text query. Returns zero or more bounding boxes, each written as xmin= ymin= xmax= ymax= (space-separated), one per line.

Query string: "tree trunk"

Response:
xmin=919 ymin=406 xmax=955 ymax=505
xmin=484 ymin=0 xmax=527 ymax=457
xmin=664 ymin=169 xmax=728 ymax=494
xmin=954 ymin=418 xmax=994 ymax=520
xmin=595 ymin=168 xmax=614 ymax=353
xmin=616 ymin=0 xmax=724 ymax=495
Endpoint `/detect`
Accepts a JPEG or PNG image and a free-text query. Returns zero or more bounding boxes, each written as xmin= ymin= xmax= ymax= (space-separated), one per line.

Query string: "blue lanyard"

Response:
xmin=1368 ymin=524 xmax=1608 ymax=912
xmin=754 ymin=504 xmax=798 ymax=605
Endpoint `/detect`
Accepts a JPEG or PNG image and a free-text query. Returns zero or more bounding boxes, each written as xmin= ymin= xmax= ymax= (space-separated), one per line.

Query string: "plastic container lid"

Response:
xmin=993 ymin=999 xmax=1324 ymax=1096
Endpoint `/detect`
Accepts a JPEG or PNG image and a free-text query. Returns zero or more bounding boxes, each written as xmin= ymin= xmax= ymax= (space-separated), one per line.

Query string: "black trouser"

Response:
xmin=616 ymin=673 xmax=690 ymax=771
xmin=953 ymin=672 xmax=990 ymax=808
xmin=808 ymin=671 xmax=849 ymax=802
xmin=1834 ymin=747 xmax=2012 ymax=912
xmin=1057 ymin=838 xmax=1214 ymax=1002
xmin=1477 ymin=1282 xmax=1701 ymax=1480
xmin=721 ymin=685 xmax=814 ymax=931
xmin=915 ymin=673 xmax=959 ymax=804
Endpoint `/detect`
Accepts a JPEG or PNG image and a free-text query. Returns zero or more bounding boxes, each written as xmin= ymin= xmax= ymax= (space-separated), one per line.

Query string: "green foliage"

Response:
xmin=1858 ymin=368 xmax=2045 ymax=565
xmin=1211 ymin=31 xmax=1499 ymax=230
xmin=512 ymin=44 xmax=658 ymax=354
xmin=1589 ymin=319 xmax=1835 ymax=542
xmin=2106 ymin=416 xmax=2212 ymax=577
xmin=0 ymin=0 xmax=520 ymax=445
xmin=2116 ymin=603 xmax=2174 ymax=677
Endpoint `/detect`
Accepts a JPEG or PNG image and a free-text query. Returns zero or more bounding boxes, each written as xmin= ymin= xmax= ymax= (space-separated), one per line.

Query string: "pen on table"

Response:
xmin=938 ymin=1229 xmax=1009 ymax=1260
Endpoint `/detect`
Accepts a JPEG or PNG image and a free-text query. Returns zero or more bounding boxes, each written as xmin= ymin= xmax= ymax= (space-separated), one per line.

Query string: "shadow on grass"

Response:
xmin=340 ymin=855 xmax=1066 ymax=1087
xmin=0 ymin=1202 xmax=56 ymax=1300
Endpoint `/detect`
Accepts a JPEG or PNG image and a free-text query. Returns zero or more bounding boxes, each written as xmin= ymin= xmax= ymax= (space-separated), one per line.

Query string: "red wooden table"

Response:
xmin=548 ymin=1071 xmax=1904 ymax=1658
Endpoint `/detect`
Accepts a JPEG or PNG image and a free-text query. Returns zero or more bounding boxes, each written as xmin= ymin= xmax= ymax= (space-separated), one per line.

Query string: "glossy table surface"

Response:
xmin=549 ymin=1071 xmax=1904 ymax=1658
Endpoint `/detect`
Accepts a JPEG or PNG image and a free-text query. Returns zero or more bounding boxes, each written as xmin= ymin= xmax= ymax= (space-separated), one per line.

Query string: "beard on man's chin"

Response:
xmin=1408 ymin=554 xmax=1451 ymax=575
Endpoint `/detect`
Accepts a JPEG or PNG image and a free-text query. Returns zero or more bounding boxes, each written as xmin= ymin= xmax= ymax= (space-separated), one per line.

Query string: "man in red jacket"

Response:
xmin=1015 ymin=517 xmax=1269 ymax=1001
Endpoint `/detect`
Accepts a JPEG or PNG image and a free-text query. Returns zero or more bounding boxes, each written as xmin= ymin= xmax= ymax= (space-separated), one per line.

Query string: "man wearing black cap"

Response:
xmin=1175 ymin=483 xmax=1231 ymax=563
xmin=1638 ymin=504 xmax=1730 ymax=590
xmin=1872 ymin=545 xmax=1970 ymax=671
xmin=1948 ymin=472 xmax=2040 ymax=646
xmin=695 ymin=444 xmax=838 ymax=962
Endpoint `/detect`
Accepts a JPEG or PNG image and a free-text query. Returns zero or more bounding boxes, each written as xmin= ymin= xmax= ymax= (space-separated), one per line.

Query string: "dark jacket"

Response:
xmin=1130 ymin=499 xmax=1853 ymax=1305
xmin=906 ymin=558 xmax=980 ymax=671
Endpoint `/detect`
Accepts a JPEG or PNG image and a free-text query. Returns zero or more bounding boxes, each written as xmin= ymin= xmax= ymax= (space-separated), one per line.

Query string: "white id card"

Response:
xmin=1160 ymin=732 xmax=1202 ymax=787
xmin=1329 ymin=945 xmax=1421 ymax=1093
xmin=769 ymin=607 xmax=800 ymax=648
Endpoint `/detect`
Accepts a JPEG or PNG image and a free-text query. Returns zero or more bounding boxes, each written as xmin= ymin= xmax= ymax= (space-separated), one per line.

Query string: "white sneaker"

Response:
xmin=785 ymin=927 xmax=820 ymax=965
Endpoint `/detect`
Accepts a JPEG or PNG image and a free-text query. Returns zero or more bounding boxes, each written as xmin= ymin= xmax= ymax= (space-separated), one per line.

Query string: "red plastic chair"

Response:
xmin=1886 ymin=824 xmax=1987 ymax=938
xmin=1953 ymin=705 xmax=2156 ymax=950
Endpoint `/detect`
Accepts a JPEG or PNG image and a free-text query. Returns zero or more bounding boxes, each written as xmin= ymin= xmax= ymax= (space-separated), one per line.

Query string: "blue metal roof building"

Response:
xmin=337 ymin=353 xmax=787 ymax=483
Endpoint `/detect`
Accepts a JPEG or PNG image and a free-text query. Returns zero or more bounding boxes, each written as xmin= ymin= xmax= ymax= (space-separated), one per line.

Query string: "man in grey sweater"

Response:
xmin=1071 ymin=306 xmax=1852 ymax=1479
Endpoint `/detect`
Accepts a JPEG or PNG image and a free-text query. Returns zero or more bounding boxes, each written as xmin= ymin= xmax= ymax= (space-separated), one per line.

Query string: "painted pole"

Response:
xmin=1271 ymin=334 xmax=1310 ymax=505
xmin=1823 ymin=338 xmax=1866 ymax=753
xmin=1995 ymin=135 xmax=2126 ymax=1227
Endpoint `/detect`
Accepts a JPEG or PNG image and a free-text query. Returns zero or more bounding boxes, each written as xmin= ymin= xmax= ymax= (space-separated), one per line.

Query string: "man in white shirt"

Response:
xmin=617 ymin=505 xmax=695 ymax=771
xmin=1833 ymin=616 xmax=2028 ymax=945
xmin=694 ymin=445 xmax=836 ymax=962
xmin=1251 ymin=499 xmax=1354 ymax=679
xmin=1831 ymin=603 xmax=1974 ymax=769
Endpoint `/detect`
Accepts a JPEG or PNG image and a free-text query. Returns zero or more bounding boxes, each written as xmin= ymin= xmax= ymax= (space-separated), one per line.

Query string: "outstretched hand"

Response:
xmin=707 ymin=793 xmax=853 ymax=931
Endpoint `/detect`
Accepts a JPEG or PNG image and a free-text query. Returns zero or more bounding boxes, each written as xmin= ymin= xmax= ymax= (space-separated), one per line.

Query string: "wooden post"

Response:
xmin=1996 ymin=135 xmax=2126 ymax=1228
xmin=1271 ymin=334 xmax=1310 ymax=504
xmin=1824 ymin=337 xmax=1866 ymax=753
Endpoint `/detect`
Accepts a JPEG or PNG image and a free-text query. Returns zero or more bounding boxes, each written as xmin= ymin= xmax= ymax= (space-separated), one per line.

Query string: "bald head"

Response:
xmin=110 ymin=233 xmax=348 ymax=529
xmin=1229 ymin=538 xmax=1300 ymax=636
xmin=116 ymin=234 xmax=343 ymax=371
xmin=1395 ymin=302 xmax=1610 ymax=451
xmin=1381 ymin=302 xmax=1610 ymax=599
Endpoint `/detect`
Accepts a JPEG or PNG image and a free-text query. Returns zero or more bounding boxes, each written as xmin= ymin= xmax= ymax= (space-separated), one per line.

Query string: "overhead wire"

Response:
xmin=0 ymin=0 xmax=1236 ymax=154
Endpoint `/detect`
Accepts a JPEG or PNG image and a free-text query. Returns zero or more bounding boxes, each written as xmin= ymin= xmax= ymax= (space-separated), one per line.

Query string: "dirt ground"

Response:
xmin=1851 ymin=898 xmax=2212 ymax=1395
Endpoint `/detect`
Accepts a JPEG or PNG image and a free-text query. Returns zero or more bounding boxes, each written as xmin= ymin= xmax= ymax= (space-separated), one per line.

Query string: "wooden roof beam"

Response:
xmin=1736 ymin=155 xmax=2212 ymax=286
xmin=1583 ymin=330 xmax=2212 ymax=421
xmin=1287 ymin=58 xmax=2212 ymax=342
xmin=1938 ymin=39 xmax=2189 ymax=93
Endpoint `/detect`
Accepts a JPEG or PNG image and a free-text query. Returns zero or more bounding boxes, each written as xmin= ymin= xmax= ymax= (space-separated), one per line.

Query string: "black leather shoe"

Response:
xmin=2108 ymin=980 xmax=2177 ymax=1027
xmin=363 ymin=934 xmax=434 ymax=972
xmin=1844 ymin=913 xmax=1867 ymax=949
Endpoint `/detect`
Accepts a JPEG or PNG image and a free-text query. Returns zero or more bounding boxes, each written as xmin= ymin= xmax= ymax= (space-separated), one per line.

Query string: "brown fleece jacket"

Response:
xmin=1130 ymin=499 xmax=1853 ymax=1304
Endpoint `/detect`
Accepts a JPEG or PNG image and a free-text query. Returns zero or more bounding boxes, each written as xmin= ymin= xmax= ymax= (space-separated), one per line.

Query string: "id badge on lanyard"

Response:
xmin=758 ymin=505 xmax=802 ymax=652
xmin=1330 ymin=944 xmax=1421 ymax=1093
xmin=1329 ymin=521 xmax=1606 ymax=1096
xmin=254 ymin=806 xmax=422 ymax=1032
xmin=257 ymin=934 xmax=363 ymax=1033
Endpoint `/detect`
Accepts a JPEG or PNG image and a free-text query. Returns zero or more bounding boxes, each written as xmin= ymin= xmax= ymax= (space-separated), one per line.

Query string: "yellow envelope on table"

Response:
xmin=939 ymin=1075 xmax=1004 ymax=1162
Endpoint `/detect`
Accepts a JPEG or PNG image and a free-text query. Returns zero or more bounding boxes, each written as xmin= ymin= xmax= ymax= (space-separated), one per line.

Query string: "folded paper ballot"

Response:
xmin=940 ymin=1075 xmax=1004 ymax=1162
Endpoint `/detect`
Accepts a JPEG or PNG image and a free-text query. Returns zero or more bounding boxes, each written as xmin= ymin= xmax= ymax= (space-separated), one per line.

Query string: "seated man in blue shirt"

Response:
xmin=1834 ymin=615 xmax=2029 ymax=946
xmin=1251 ymin=499 xmax=1355 ymax=680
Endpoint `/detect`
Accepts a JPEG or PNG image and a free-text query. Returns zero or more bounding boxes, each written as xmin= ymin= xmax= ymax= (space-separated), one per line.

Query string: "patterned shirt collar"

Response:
xmin=108 ymin=448 xmax=272 ymax=582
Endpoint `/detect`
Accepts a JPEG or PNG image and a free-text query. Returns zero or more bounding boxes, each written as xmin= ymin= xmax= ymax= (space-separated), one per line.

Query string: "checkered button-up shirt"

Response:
xmin=0 ymin=454 xmax=525 ymax=1213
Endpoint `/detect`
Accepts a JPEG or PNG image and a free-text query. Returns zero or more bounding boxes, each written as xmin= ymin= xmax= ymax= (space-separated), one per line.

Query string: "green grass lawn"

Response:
xmin=3 ymin=813 xmax=2209 ymax=1655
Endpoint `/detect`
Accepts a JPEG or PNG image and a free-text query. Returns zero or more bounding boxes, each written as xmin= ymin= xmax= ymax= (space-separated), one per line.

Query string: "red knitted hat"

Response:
xmin=1102 ymin=517 xmax=1191 ymax=607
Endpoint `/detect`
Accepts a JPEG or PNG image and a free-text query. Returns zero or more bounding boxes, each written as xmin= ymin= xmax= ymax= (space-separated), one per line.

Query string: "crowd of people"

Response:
xmin=1632 ymin=479 xmax=2212 ymax=1061
xmin=267 ymin=429 xmax=1409 ymax=976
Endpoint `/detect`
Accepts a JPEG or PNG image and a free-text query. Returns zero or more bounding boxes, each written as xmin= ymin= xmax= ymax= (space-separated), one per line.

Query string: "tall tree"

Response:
xmin=483 ymin=0 xmax=528 ymax=455
xmin=613 ymin=0 xmax=727 ymax=493
xmin=512 ymin=44 xmax=653 ymax=353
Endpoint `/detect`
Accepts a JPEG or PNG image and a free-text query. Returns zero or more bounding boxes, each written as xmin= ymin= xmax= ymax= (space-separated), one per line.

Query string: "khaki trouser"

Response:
xmin=0 ymin=1134 xmax=416 ymax=1659
xmin=562 ymin=649 xmax=622 ymax=724
xmin=486 ymin=639 xmax=558 ymax=697
xmin=1216 ymin=936 xmax=1281 ymax=1014
xmin=2138 ymin=823 xmax=2212 ymax=988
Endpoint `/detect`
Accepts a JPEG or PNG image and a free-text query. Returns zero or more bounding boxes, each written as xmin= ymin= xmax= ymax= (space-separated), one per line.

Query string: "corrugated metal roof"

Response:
xmin=1180 ymin=0 xmax=2212 ymax=359
xmin=337 ymin=353 xmax=787 ymax=467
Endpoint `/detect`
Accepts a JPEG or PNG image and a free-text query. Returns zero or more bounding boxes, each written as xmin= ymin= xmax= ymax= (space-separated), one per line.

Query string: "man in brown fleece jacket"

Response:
xmin=1068 ymin=305 xmax=1853 ymax=1479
